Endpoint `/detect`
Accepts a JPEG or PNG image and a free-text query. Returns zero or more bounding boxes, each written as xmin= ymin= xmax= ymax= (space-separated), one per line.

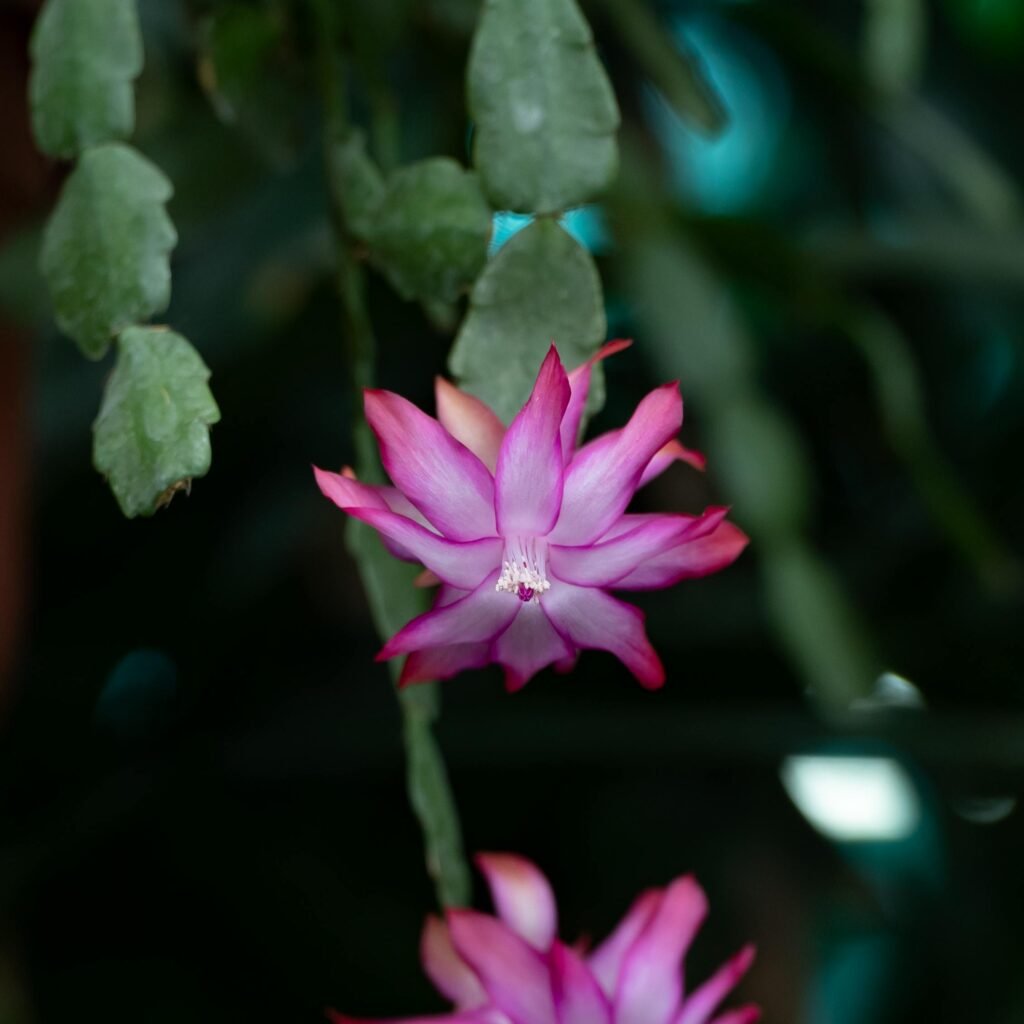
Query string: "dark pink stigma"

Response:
xmin=515 ymin=583 xmax=535 ymax=603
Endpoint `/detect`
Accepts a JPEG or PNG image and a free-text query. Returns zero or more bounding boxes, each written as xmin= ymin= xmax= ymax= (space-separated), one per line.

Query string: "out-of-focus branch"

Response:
xmin=309 ymin=0 xmax=470 ymax=909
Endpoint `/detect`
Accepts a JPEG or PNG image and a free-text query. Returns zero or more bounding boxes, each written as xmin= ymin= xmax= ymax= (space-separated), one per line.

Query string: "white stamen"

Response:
xmin=495 ymin=537 xmax=551 ymax=603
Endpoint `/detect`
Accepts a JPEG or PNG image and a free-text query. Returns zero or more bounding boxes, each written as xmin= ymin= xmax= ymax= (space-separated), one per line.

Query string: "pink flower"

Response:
xmin=329 ymin=853 xmax=759 ymax=1024
xmin=315 ymin=343 xmax=747 ymax=690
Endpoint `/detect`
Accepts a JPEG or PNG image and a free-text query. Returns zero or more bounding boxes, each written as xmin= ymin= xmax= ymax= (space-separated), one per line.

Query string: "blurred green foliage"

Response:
xmin=2 ymin=0 xmax=1024 ymax=1021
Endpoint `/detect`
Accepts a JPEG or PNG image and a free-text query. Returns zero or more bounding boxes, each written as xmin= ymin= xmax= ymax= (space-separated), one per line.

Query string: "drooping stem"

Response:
xmin=310 ymin=0 xmax=471 ymax=908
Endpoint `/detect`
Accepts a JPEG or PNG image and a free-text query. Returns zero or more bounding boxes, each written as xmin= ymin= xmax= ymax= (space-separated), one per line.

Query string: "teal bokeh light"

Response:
xmin=646 ymin=16 xmax=790 ymax=213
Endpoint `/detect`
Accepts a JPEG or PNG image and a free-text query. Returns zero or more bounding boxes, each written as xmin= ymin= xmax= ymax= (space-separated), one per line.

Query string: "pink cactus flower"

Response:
xmin=329 ymin=853 xmax=759 ymax=1024
xmin=315 ymin=342 xmax=747 ymax=691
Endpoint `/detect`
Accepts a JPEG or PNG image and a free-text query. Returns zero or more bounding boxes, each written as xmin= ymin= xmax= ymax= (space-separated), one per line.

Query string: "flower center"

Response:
xmin=495 ymin=537 xmax=551 ymax=603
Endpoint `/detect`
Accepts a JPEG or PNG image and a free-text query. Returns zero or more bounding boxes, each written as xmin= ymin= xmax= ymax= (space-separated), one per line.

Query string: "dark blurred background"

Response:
xmin=2 ymin=0 xmax=1024 ymax=1021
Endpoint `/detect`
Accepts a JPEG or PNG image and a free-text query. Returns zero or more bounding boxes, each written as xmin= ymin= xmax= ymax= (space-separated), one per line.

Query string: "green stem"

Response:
xmin=310 ymin=0 xmax=471 ymax=908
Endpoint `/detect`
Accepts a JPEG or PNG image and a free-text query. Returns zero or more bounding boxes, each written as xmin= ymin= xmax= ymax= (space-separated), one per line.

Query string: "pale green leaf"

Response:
xmin=467 ymin=0 xmax=620 ymax=213
xmin=93 ymin=326 xmax=220 ymax=518
xmin=40 ymin=143 xmax=177 ymax=360
xmin=367 ymin=158 xmax=491 ymax=304
xmin=449 ymin=218 xmax=605 ymax=422
xmin=29 ymin=0 xmax=143 ymax=159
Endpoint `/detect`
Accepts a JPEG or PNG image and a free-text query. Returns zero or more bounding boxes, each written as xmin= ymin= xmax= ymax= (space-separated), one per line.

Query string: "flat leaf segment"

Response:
xmin=468 ymin=0 xmax=620 ymax=213
xmin=451 ymin=218 xmax=606 ymax=422
xmin=40 ymin=143 xmax=176 ymax=360
xmin=29 ymin=0 xmax=143 ymax=159
xmin=93 ymin=327 xmax=221 ymax=519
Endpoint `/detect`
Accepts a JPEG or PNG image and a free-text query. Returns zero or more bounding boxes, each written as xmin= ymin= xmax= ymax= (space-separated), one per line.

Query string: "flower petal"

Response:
xmin=548 ymin=516 xmax=702 ymax=588
xmin=420 ymin=915 xmax=488 ymax=1010
xmin=599 ymin=508 xmax=729 ymax=543
xmin=560 ymin=339 xmax=633 ymax=462
xmin=638 ymin=440 xmax=706 ymax=487
xmin=447 ymin=909 xmax=558 ymax=1024
xmin=364 ymin=389 xmax=496 ymax=541
xmin=677 ymin=946 xmax=756 ymax=1024
xmin=706 ymin=1008 xmax=760 ymax=1024
xmin=344 ymin=505 xmax=501 ymax=590
xmin=613 ymin=522 xmax=748 ymax=591
xmin=328 ymin=1013 xmax=495 ymax=1024
xmin=588 ymin=889 xmax=664 ymax=998
xmin=314 ymin=464 xmax=430 ymax=561
xmin=475 ymin=853 xmax=558 ymax=952
xmin=436 ymin=377 xmax=506 ymax=473
xmin=614 ymin=876 xmax=708 ymax=1024
xmin=551 ymin=941 xmax=612 ymax=1024
xmin=495 ymin=347 xmax=571 ymax=538
xmin=399 ymin=643 xmax=492 ymax=687
xmin=550 ymin=383 xmax=683 ymax=546
xmin=378 ymin=572 xmax=520 ymax=660
xmin=542 ymin=584 xmax=665 ymax=689
xmin=492 ymin=602 xmax=575 ymax=692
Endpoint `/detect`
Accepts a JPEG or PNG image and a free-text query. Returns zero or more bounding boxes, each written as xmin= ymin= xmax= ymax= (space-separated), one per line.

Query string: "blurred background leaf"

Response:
xmin=2 ymin=0 xmax=1024 ymax=1022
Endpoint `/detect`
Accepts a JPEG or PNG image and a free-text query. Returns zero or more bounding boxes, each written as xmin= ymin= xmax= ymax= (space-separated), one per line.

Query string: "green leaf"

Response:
xmin=93 ymin=326 xmax=220 ymax=518
xmin=449 ymin=218 xmax=606 ymax=422
xmin=366 ymin=158 xmax=491 ymax=305
xmin=328 ymin=131 xmax=386 ymax=241
xmin=29 ymin=0 xmax=143 ymax=159
xmin=467 ymin=0 xmax=620 ymax=213
xmin=40 ymin=143 xmax=177 ymax=360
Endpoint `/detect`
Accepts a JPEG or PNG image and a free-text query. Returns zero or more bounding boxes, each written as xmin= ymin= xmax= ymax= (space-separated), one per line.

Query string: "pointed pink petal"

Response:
xmin=542 ymin=584 xmax=664 ymax=689
xmin=677 ymin=946 xmax=756 ymax=1024
xmin=436 ymin=377 xmax=506 ymax=473
xmin=399 ymin=643 xmax=492 ymax=687
xmin=447 ymin=909 xmax=558 ymax=1024
xmin=364 ymin=389 xmax=496 ymax=541
xmin=378 ymin=573 xmax=520 ymax=660
xmin=420 ymin=915 xmax=488 ymax=1009
xmin=614 ymin=877 xmax=708 ymax=1024
xmin=548 ymin=516 xmax=702 ymax=588
xmin=344 ymin=505 xmax=501 ymax=590
xmin=399 ymin=584 xmax=491 ymax=684
xmin=314 ymin=464 xmax=429 ymax=561
xmin=551 ymin=941 xmax=612 ymax=1024
xmin=475 ymin=853 xmax=558 ymax=951
xmin=495 ymin=347 xmax=571 ymax=538
xmin=561 ymin=339 xmax=633 ymax=461
xmin=554 ymin=653 xmax=578 ymax=674
xmin=315 ymin=465 xmax=430 ymax=524
xmin=588 ymin=890 xmax=664 ymax=997
xmin=493 ymin=603 xmax=575 ymax=692
xmin=706 ymin=1008 xmax=760 ymax=1024
xmin=639 ymin=440 xmax=706 ymax=486
xmin=599 ymin=509 xmax=729 ymax=543
xmin=550 ymin=383 xmax=683 ymax=546
xmin=613 ymin=522 xmax=748 ymax=590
